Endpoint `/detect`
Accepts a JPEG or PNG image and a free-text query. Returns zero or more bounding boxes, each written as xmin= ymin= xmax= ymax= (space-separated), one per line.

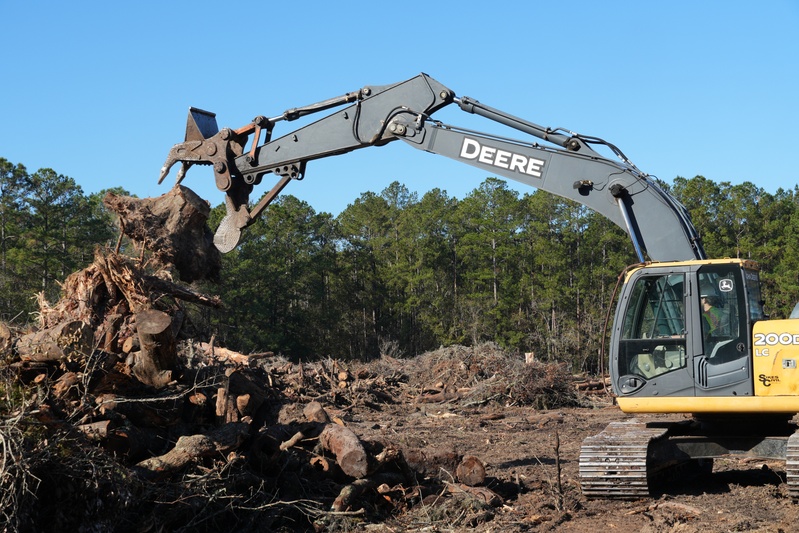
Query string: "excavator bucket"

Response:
xmin=184 ymin=107 xmax=218 ymax=141
xmin=158 ymin=108 xmax=223 ymax=185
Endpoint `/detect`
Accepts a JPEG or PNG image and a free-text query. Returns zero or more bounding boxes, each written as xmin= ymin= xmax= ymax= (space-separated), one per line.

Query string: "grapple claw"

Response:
xmin=213 ymin=193 xmax=251 ymax=253
xmin=213 ymin=214 xmax=242 ymax=253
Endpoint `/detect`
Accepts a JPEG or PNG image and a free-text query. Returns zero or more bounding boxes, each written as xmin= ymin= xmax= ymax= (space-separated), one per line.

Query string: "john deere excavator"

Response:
xmin=158 ymin=73 xmax=799 ymax=498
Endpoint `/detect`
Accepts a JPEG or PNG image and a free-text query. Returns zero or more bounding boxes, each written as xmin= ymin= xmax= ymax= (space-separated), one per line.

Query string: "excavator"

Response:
xmin=158 ymin=73 xmax=799 ymax=499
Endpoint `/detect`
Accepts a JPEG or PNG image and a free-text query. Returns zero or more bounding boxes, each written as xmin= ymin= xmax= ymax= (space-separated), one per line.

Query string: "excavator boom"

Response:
xmin=159 ymin=73 xmax=705 ymax=261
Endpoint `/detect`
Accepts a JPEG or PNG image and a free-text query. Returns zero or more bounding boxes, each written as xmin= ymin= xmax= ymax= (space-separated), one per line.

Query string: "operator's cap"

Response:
xmin=700 ymin=282 xmax=716 ymax=298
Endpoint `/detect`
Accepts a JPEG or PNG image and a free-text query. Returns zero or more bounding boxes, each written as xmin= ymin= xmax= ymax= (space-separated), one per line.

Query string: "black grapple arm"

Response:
xmin=159 ymin=73 xmax=705 ymax=261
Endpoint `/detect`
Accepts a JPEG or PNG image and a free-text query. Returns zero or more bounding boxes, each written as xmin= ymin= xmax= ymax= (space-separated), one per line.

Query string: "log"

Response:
xmin=102 ymin=313 xmax=123 ymax=353
xmin=279 ymin=430 xmax=306 ymax=451
xmin=456 ymin=455 xmax=486 ymax=486
xmin=17 ymin=320 xmax=93 ymax=362
xmin=103 ymin=186 xmax=221 ymax=283
xmin=227 ymin=370 xmax=267 ymax=406
xmin=331 ymin=478 xmax=375 ymax=512
xmin=121 ymin=335 xmax=139 ymax=354
xmin=106 ymin=425 xmax=167 ymax=462
xmin=319 ymin=423 xmax=369 ymax=479
xmin=403 ymin=445 xmax=460 ymax=478
xmin=216 ymin=387 xmax=238 ymax=423
xmin=142 ymin=276 xmax=223 ymax=308
xmin=198 ymin=342 xmax=270 ymax=366
xmin=331 ymin=473 xmax=407 ymax=512
xmin=303 ymin=401 xmax=331 ymax=423
xmin=52 ymin=372 xmax=81 ymax=399
xmin=445 ymin=483 xmax=503 ymax=507
xmin=78 ymin=420 xmax=115 ymax=441
xmin=133 ymin=309 xmax=176 ymax=388
xmin=134 ymin=422 xmax=249 ymax=478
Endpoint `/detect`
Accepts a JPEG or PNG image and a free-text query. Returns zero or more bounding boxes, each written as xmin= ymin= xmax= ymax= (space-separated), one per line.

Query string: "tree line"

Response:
xmin=0 ymin=159 xmax=120 ymax=319
xmin=3 ymin=156 xmax=799 ymax=370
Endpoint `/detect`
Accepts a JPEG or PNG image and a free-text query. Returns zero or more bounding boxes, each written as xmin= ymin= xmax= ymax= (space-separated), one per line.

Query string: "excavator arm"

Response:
xmin=159 ymin=73 xmax=705 ymax=261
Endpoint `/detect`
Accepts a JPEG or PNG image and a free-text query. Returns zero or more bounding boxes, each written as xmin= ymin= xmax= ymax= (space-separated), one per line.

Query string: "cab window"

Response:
xmin=618 ymin=273 xmax=686 ymax=379
xmin=698 ymin=265 xmax=746 ymax=363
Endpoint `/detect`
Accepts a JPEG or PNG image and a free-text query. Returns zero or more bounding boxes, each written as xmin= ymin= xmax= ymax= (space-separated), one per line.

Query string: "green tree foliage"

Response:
xmin=201 ymin=195 xmax=340 ymax=358
xmin=454 ymin=178 xmax=523 ymax=346
xmin=0 ymin=158 xmax=31 ymax=317
xmin=671 ymin=176 xmax=799 ymax=318
xmin=6 ymin=153 xmax=799 ymax=371
xmin=0 ymin=160 xmax=116 ymax=320
xmin=185 ymin=176 xmax=799 ymax=367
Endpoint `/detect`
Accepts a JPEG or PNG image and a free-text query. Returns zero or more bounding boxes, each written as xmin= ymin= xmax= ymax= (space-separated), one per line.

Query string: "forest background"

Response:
xmin=2 ymin=156 xmax=798 ymax=373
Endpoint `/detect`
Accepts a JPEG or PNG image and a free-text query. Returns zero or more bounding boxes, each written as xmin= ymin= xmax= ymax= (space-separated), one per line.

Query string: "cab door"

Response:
xmin=611 ymin=267 xmax=695 ymax=398
xmin=692 ymin=264 xmax=752 ymax=396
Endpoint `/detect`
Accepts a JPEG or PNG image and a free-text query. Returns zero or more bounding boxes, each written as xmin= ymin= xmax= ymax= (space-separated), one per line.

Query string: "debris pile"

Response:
xmin=0 ymin=187 xmax=586 ymax=532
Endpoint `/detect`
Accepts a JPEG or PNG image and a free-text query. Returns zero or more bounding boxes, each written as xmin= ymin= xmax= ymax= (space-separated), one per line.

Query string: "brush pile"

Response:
xmin=0 ymin=187 xmax=585 ymax=532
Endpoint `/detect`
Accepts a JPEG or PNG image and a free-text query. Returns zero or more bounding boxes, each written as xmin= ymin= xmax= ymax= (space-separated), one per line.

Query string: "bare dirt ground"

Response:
xmin=5 ymin=340 xmax=799 ymax=532
xmin=342 ymin=401 xmax=799 ymax=533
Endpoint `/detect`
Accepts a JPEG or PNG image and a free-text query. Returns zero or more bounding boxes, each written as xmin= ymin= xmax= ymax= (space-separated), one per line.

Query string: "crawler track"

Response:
xmin=785 ymin=430 xmax=799 ymax=498
xmin=579 ymin=420 xmax=668 ymax=499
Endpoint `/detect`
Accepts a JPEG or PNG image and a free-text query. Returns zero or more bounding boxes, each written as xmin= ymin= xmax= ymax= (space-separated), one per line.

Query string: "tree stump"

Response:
xmin=103 ymin=186 xmax=221 ymax=282
xmin=132 ymin=309 xmax=176 ymax=388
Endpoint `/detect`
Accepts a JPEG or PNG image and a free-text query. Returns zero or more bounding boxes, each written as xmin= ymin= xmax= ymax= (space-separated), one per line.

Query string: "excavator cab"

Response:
xmin=610 ymin=259 xmax=770 ymax=412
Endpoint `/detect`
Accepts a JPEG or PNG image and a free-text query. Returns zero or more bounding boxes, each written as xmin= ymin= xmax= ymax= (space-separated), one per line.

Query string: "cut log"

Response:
xmin=103 ymin=186 xmax=221 ymax=283
xmin=122 ymin=335 xmax=139 ymax=354
xmin=17 ymin=320 xmax=93 ymax=362
xmin=402 ymin=445 xmax=460 ymax=479
xmin=319 ymin=423 xmax=369 ymax=479
xmin=132 ymin=309 xmax=176 ymax=388
xmin=198 ymin=342 xmax=270 ymax=366
xmin=303 ymin=401 xmax=331 ymax=423
xmin=78 ymin=420 xmax=115 ymax=441
xmin=456 ymin=455 xmax=486 ymax=486
xmin=445 ymin=483 xmax=503 ymax=507
xmin=134 ymin=422 xmax=249 ymax=478
xmin=216 ymin=387 xmax=238 ymax=423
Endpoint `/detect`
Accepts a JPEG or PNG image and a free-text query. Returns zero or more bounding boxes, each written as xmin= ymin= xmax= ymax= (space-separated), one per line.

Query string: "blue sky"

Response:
xmin=2 ymin=1 xmax=797 ymax=215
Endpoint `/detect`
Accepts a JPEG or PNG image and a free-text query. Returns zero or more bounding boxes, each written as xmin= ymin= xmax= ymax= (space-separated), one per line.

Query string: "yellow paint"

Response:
xmin=617 ymin=395 xmax=799 ymax=414
xmin=752 ymin=320 xmax=799 ymax=396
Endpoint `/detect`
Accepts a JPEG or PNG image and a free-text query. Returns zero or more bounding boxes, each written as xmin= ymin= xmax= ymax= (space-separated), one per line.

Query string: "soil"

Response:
xmin=327 ymin=399 xmax=799 ymax=533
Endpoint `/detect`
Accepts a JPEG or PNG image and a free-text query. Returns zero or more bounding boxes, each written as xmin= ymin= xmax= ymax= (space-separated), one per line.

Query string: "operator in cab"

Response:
xmin=701 ymin=283 xmax=724 ymax=337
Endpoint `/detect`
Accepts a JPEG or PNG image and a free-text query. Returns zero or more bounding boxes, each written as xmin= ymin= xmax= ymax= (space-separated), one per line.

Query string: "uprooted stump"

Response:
xmin=103 ymin=185 xmax=221 ymax=283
